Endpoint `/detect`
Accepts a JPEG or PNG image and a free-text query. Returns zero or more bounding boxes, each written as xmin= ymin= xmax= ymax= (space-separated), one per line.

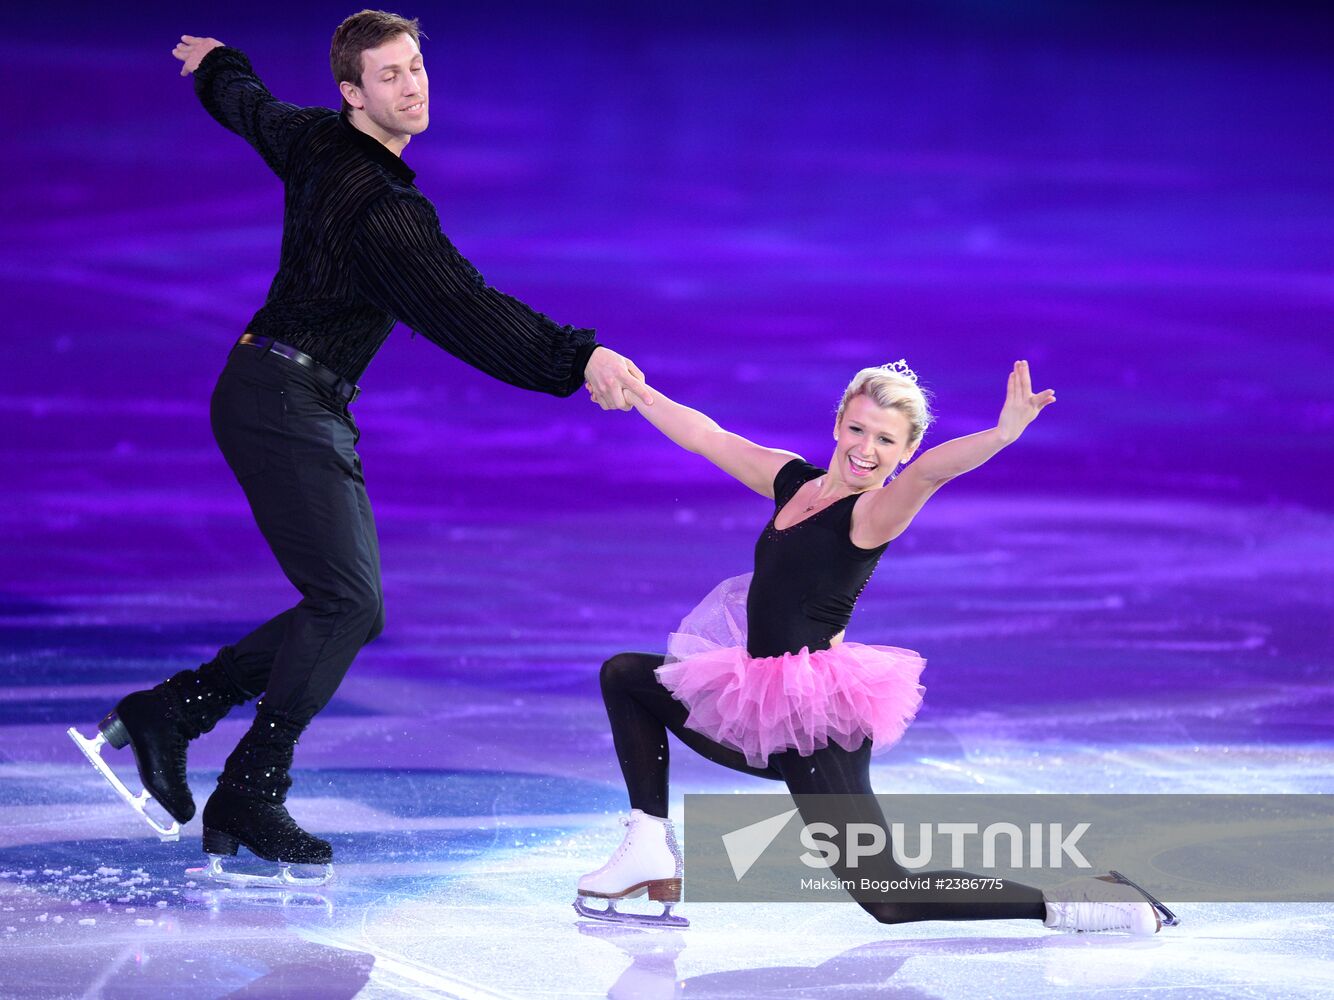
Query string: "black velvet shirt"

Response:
xmin=193 ymin=46 xmax=599 ymax=391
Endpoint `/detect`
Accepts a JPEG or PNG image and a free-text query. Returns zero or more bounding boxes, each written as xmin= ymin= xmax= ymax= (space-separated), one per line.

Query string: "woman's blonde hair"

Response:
xmin=835 ymin=360 xmax=933 ymax=449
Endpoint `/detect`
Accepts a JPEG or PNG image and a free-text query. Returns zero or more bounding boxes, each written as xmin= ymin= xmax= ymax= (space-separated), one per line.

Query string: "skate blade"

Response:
xmin=187 ymin=854 xmax=334 ymax=889
xmin=573 ymin=895 xmax=689 ymax=929
xmin=1109 ymin=870 xmax=1179 ymax=927
xmin=66 ymin=726 xmax=180 ymax=842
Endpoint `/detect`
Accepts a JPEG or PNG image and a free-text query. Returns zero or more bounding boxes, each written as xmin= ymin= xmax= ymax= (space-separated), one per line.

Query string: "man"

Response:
xmin=77 ymin=10 xmax=649 ymax=877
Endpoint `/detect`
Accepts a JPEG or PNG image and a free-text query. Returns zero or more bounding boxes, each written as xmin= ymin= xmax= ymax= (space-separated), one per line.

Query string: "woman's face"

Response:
xmin=831 ymin=395 xmax=916 ymax=487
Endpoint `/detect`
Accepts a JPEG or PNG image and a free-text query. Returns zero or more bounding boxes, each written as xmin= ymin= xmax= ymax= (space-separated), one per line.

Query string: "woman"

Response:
xmin=575 ymin=360 xmax=1172 ymax=935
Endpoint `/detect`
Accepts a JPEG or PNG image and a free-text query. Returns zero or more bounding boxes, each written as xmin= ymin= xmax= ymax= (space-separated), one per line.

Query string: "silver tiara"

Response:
xmin=880 ymin=358 xmax=919 ymax=384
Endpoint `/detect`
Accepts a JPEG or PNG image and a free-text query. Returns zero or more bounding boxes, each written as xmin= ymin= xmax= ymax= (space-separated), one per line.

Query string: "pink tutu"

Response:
xmin=655 ymin=574 xmax=926 ymax=768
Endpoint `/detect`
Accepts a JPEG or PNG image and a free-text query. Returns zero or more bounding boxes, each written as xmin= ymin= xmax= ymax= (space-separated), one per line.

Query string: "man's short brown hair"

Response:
xmin=331 ymin=9 xmax=423 ymax=108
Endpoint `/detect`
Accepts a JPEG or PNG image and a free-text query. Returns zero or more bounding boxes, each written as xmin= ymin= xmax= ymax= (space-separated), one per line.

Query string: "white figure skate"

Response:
xmin=1044 ymin=870 xmax=1178 ymax=934
xmin=574 ymin=810 xmax=688 ymax=928
xmin=66 ymin=723 xmax=181 ymax=841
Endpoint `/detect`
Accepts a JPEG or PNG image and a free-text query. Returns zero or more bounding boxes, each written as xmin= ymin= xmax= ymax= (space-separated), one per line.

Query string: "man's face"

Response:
xmin=346 ymin=33 xmax=429 ymax=139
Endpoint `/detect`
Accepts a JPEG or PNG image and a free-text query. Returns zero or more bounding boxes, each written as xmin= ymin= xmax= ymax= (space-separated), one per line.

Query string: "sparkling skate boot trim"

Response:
xmin=66 ymin=725 xmax=180 ymax=842
xmin=187 ymin=854 xmax=335 ymax=889
xmin=1109 ymin=870 xmax=1179 ymax=928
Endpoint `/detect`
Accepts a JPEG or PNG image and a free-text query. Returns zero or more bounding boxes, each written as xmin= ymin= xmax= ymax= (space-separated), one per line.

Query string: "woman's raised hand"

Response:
xmin=997 ymin=360 xmax=1055 ymax=443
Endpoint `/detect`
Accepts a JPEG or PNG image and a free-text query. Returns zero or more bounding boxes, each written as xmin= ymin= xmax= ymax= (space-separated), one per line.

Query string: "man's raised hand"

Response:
xmin=173 ymin=35 xmax=224 ymax=76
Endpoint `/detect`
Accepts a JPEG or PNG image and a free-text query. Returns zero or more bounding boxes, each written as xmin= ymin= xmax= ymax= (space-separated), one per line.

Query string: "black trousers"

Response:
xmin=206 ymin=344 xmax=384 ymax=726
xmin=600 ymin=652 xmax=1046 ymax=924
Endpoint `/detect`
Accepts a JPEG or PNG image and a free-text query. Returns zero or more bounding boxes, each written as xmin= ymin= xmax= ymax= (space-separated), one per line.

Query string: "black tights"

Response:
xmin=599 ymin=652 xmax=1046 ymax=924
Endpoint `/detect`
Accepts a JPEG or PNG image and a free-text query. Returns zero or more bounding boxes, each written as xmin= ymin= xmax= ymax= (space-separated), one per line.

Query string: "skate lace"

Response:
xmin=608 ymin=816 xmax=633 ymax=864
xmin=133 ymin=681 xmax=196 ymax=788
xmin=598 ymin=816 xmax=683 ymax=877
xmin=165 ymin=732 xmax=189 ymax=785
xmin=267 ymin=801 xmax=324 ymax=844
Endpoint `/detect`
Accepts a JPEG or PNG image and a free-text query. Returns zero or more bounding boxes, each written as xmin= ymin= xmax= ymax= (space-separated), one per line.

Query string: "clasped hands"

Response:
xmin=583 ymin=347 xmax=653 ymax=411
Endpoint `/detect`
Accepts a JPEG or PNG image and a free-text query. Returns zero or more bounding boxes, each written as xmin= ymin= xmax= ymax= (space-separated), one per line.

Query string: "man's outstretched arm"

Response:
xmin=174 ymin=35 xmax=321 ymax=179
xmin=351 ymin=194 xmax=648 ymax=405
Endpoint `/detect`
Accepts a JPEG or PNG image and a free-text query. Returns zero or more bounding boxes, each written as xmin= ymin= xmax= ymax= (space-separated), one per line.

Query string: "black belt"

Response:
xmin=236 ymin=333 xmax=360 ymax=403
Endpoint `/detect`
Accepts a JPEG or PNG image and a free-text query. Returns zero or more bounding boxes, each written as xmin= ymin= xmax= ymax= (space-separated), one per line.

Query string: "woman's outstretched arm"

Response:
xmin=856 ymin=361 xmax=1056 ymax=545
xmin=630 ymin=386 xmax=799 ymax=498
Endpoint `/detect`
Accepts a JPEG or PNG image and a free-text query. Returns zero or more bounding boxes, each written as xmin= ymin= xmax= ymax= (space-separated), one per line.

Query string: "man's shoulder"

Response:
xmin=345 ymin=166 xmax=433 ymax=224
xmin=290 ymin=108 xmax=347 ymax=145
xmin=352 ymin=186 xmax=438 ymax=240
xmin=299 ymin=107 xmax=342 ymax=127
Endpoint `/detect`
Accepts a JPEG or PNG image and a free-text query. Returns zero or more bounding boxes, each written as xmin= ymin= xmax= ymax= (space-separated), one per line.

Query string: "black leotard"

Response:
xmin=745 ymin=459 xmax=889 ymax=658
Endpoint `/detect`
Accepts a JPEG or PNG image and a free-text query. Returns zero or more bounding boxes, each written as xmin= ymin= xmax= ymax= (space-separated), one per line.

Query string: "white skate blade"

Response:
xmin=573 ymin=895 xmax=689 ymax=929
xmin=1108 ymin=870 xmax=1179 ymax=927
xmin=66 ymin=725 xmax=181 ymax=842
xmin=187 ymin=854 xmax=334 ymax=889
